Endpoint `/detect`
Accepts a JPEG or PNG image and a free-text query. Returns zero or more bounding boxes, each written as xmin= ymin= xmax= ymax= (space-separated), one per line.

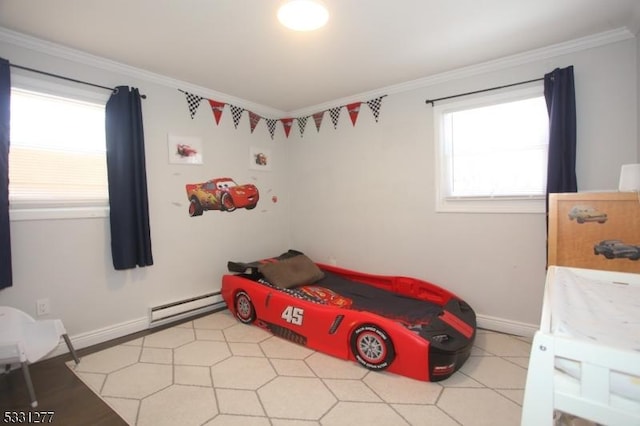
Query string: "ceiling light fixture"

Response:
xmin=277 ymin=0 xmax=329 ymax=31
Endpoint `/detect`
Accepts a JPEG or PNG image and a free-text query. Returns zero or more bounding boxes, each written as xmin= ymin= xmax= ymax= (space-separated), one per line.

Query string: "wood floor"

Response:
xmin=0 ymin=334 xmax=138 ymax=425
xmin=0 ymin=315 xmax=207 ymax=426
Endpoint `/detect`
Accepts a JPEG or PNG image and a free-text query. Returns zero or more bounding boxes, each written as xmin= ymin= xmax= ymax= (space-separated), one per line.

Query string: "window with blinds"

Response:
xmin=9 ymin=88 xmax=108 ymax=209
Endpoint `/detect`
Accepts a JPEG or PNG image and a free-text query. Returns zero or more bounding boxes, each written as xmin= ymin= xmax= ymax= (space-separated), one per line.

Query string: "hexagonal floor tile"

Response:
xmin=216 ymin=388 xmax=265 ymax=416
xmin=223 ymin=323 xmax=272 ymax=343
xmin=391 ymin=404 xmax=461 ymax=426
xmin=203 ymin=414 xmax=271 ymax=426
xmin=73 ymin=344 xmax=141 ymax=374
xmin=363 ymin=372 xmax=442 ymax=404
xmin=174 ymin=340 xmax=231 ymax=366
xmin=305 ymin=352 xmax=367 ymax=380
xmin=137 ymin=384 xmax=217 ymax=426
xmin=101 ymin=363 xmax=172 ymax=399
xmin=260 ymin=336 xmax=315 ymax=359
xmin=211 ymin=356 xmax=276 ymax=389
xmin=258 ymin=376 xmax=336 ymax=420
xmin=323 ymin=379 xmax=381 ymax=402
xmin=143 ymin=326 xmax=195 ymax=348
xmin=437 ymin=388 xmax=522 ymax=426
xmin=473 ymin=332 xmax=532 ymax=357
xmin=460 ymin=356 xmax=527 ymax=389
xmin=322 ymin=401 xmax=410 ymax=426
xmin=193 ymin=311 xmax=239 ymax=330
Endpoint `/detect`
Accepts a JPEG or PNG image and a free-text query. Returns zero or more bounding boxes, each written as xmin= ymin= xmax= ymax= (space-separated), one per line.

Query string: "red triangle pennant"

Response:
xmin=208 ymin=99 xmax=225 ymax=125
xmin=313 ymin=111 xmax=324 ymax=132
xmin=347 ymin=102 xmax=362 ymax=126
xmin=249 ymin=111 xmax=261 ymax=133
xmin=281 ymin=118 xmax=294 ymax=138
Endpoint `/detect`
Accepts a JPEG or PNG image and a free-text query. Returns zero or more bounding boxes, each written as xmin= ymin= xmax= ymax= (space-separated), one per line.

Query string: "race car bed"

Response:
xmin=222 ymin=250 xmax=476 ymax=382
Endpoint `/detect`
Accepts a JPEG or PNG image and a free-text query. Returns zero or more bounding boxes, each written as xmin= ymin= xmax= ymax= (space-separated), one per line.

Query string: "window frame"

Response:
xmin=433 ymin=84 xmax=548 ymax=214
xmin=8 ymin=74 xmax=110 ymax=221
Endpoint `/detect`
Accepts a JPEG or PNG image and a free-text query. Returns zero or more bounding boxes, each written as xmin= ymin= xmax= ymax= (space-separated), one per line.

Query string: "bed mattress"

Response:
xmin=550 ymin=267 xmax=640 ymax=402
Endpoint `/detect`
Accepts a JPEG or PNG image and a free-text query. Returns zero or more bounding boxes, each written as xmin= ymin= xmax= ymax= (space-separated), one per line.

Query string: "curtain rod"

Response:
xmin=425 ymin=77 xmax=544 ymax=106
xmin=9 ymin=63 xmax=146 ymax=99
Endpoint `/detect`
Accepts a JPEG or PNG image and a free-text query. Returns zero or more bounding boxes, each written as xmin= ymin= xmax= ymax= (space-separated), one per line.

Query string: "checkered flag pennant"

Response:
xmin=329 ymin=107 xmax=342 ymax=129
xmin=265 ymin=119 xmax=278 ymax=140
xmin=313 ymin=111 xmax=324 ymax=132
xmin=367 ymin=96 xmax=385 ymax=122
xmin=297 ymin=116 xmax=309 ymax=138
xmin=229 ymin=105 xmax=244 ymax=129
xmin=184 ymin=91 xmax=203 ymax=119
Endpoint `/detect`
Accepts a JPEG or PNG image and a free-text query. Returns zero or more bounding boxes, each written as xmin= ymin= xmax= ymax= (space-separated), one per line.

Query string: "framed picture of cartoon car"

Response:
xmin=249 ymin=146 xmax=271 ymax=171
xmin=168 ymin=134 xmax=203 ymax=165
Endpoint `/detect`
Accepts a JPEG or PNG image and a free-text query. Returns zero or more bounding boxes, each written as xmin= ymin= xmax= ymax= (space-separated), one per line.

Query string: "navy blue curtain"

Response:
xmin=105 ymin=86 xmax=153 ymax=270
xmin=545 ymin=66 xmax=577 ymax=202
xmin=0 ymin=58 xmax=12 ymax=289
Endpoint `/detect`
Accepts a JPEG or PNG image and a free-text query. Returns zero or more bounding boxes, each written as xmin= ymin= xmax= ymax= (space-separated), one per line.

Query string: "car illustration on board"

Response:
xmin=568 ymin=205 xmax=608 ymax=224
xmin=186 ymin=177 xmax=259 ymax=216
xmin=593 ymin=240 xmax=640 ymax=260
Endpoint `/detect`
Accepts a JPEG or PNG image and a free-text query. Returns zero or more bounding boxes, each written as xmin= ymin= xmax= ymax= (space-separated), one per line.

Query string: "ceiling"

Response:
xmin=0 ymin=0 xmax=638 ymax=113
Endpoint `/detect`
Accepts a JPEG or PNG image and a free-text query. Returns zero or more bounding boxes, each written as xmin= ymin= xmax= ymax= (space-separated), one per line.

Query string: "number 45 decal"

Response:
xmin=281 ymin=306 xmax=304 ymax=326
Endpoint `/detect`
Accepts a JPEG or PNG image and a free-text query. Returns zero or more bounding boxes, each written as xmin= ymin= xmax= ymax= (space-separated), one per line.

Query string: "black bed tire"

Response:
xmin=234 ymin=291 xmax=256 ymax=324
xmin=350 ymin=324 xmax=395 ymax=371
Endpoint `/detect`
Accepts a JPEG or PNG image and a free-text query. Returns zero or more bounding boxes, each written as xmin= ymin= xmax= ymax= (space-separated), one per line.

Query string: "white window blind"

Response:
xmin=9 ymin=88 xmax=108 ymax=207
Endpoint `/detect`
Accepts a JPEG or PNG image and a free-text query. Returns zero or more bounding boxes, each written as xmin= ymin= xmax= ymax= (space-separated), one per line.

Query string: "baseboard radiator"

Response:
xmin=149 ymin=291 xmax=226 ymax=328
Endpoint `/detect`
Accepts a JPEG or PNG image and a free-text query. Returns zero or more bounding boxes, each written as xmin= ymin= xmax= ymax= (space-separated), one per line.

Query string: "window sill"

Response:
xmin=9 ymin=203 xmax=109 ymax=221
xmin=436 ymin=195 xmax=545 ymax=214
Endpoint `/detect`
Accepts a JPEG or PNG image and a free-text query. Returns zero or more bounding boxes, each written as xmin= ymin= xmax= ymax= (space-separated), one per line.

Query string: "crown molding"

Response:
xmin=0 ymin=27 xmax=287 ymax=117
xmin=290 ymin=27 xmax=635 ymax=116
xmin=0 ymin=26 xmax=634 ymax=117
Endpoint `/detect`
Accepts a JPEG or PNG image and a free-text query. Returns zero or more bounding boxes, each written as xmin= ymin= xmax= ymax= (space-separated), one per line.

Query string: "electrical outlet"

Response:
xmin=36 ymin=298 xmax=50 ymax=316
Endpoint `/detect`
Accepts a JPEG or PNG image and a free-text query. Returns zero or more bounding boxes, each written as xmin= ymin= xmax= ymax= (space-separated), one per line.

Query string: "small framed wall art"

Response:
xmin=168 ymin=134 xmax=203 ymax=165
xmin=249 ymin=146 xmax=272 ymax=171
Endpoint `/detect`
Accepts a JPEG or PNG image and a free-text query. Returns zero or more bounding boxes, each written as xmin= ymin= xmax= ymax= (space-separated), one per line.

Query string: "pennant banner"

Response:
xmin=297 ymin=116 xmax=309 ymax=138
xmin=230 ymin=105 xmax=244 ymax=129
xmin=184 ymin=91 xmax=203 ymax=119
xmin=179 ymin=90 xmax=386 ymax=138
xmin=208 ymin=100 xmax=225 ymax=125
xmin=329 ymin=107 xmax=342 ymax=129
xmin=265 ymin=119 xmax=278 ymax=140
xmin=249 ymin=111 xmax=262 ymax=133
xmin=313 ymin=111 xmax=324 ymax=132
xmin=280 ymin=118 xmax=294 ymax=138
xmin=346 ymin=102 xmax=362 ymax=126
xmin=367 ymin=96 xmax=384 ymax=122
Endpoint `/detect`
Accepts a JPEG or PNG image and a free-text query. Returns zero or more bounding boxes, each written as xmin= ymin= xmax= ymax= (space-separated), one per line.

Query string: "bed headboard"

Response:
xmin=548 ymin=192 xmax=640 ymax=273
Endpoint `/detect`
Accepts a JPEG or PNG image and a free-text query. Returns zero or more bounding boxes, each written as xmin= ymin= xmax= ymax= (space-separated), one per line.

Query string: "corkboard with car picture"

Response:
xmin=548 ymin=192 xmax=640 ymax=273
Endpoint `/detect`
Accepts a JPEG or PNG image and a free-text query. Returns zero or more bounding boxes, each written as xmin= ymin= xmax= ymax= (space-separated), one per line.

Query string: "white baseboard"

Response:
xmin=476 ymin=314 xmax=538 ymax=337
xmin=47 ymin=316 xmax=149 ymax=359
xmin=45 ymin=310 xmax=538 ymax=360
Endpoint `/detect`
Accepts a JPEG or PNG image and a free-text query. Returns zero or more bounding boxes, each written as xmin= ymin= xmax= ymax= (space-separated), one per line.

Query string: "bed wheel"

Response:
xmin=234 ymin=291 xmax=256 ymax=324
xmin=350 ymin=324 xmax=395 ymax=371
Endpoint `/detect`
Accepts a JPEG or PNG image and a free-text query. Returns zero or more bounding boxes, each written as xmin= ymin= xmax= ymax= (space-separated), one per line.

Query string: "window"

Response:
xmin=9 ymin=76 xmax=109 ymax=220
xmin=433 ymin=85 xmax=549 ymax=213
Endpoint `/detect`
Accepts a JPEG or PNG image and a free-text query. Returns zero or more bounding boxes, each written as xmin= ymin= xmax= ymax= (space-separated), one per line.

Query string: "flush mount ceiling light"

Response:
xmin=277 ymin=0 xmax=329 ymax=31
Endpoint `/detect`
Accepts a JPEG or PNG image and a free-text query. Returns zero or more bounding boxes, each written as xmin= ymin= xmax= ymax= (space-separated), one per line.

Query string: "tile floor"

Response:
xmin=68 ymin=310 xmax=533 ymax=426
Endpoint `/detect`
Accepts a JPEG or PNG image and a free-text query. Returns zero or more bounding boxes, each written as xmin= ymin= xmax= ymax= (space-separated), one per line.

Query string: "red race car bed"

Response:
xmin=222 ymin=250 xmax=476 ymax=382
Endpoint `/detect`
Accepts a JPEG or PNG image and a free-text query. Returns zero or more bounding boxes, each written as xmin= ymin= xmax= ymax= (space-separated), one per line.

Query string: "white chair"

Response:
xmin=0 ymin=306 xmax=80 ymax=407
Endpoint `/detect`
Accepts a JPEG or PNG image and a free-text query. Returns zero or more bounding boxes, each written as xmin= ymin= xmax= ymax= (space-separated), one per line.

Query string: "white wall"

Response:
xmin=0 ymin=29 xmax=637 ymax=345
xmin=0 ymin=33 xmax=291 ymax=344
xmin=288 ymin=34 xmax=638 ymax=332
